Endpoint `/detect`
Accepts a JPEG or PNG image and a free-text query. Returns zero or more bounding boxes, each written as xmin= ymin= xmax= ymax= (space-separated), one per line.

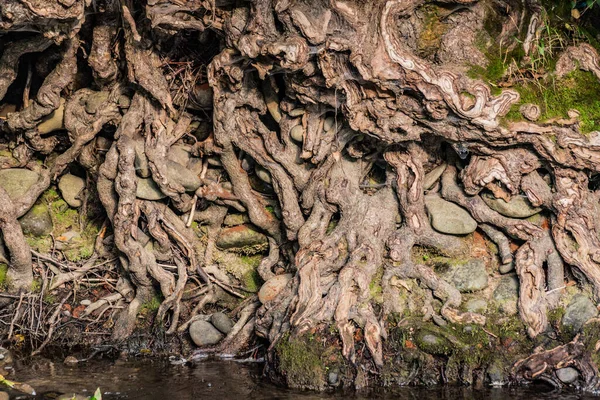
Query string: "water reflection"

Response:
xmin=3 ymin=359 xmax=596 ymax=399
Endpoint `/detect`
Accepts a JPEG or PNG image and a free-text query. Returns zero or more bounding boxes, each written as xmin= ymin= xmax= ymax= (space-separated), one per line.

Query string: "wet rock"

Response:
xmin=423 ymin=163 xmax=447 ymax=190
xmin=64 ymin=355 xmax=79 ymax=365
xmin=416 ymin=331 xmax=451 ymax=355
xmin=493 ymin=275 xmax=519 ymax=315
xmin=556 ymin=367 xmax=579 ymax=384
xmin=0 ymin=168 xmax=40 ymax=201
xmin=223 ymin=213 xmax=249 ymax=227
xmin=134 ymin=139 xmax=150 ymax=178
xmin=425 ymin=194 xmax=477 ymax=235
xmin=216 ymin=224 xmax=268 ymax=250
xmin=481 ymin=193 xmax=541 ymax=219
xmin=19 ymin=203 xmax=53 ymax=236
xmin=136 ymin=178 xmax=166 ymax=200
xmin=562 ymin=294 xmax=598 ymax=332
xmin=167 ymin=160 xmax=201 ymax=192
xmin=189 ymin=320 xmax=223 ymax=347
xmin=258 ymin=274 xmax=293 ymax=303
xmin=443 ymin=259 xmax=488 ymax=292
xmin=465 ymin=298 xmax=488 ymax=313
xmin=58 ymin=174 xmax=85 ymax=208
xmin=211 ymin=312 xmax=234 ymax=334
xmin=487 ymin=360 xmax=505 ymax=386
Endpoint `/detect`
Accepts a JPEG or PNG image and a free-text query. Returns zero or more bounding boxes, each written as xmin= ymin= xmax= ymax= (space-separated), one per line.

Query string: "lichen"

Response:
xmin=276 ymin=333 xmax=326 ymax=390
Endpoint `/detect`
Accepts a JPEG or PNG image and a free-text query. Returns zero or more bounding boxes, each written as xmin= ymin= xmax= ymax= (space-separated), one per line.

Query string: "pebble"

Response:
xmin=493 ymin=275 xmax=519 ymax=315
xmin=290 ymin=125 xmax=304 ymax=142
xmin=425 ymin=194 xmax=477 ymax=235
xmin=423 ymin=163 xmax=447 ymax=190
xmin=258 ymin=274 xmax=293 ymax=303
xmin=481 ymin=193 xmax=541 ymax=219
xmin=58 ymin=174 xmax=86 ymax=208
xmin=189 ymin=320 xmax=224 ymax=347
xmin=216 ymin=224 xmax=268 ymax=250
xmin=0 ymin=168 xmax=40 ymax=201
xmin=19 ymin=203 xmax=53 ymax=236
xmin=556 ymin=367 xmax=579 ymax=384
xmin=562 ymin=293 xmax=598 ymax=332
xmin=80 ymin=299 xmax=92 ymax=306
xmin=136 ymin=178 xmax=166 ymax=200
xmin=443 ymin=259 xmax=488 ymax=293
xmin=211 ymin=312 xmax=234 ymax=334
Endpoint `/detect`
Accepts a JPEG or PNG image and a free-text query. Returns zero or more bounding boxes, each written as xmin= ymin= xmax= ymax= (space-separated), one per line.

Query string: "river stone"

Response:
xmin=255 ymin=165 xmax=272 ymax=184
xmin=465 ymin=298 xmax=488 ymax=313
xmin=556 ymin=367 xmax=579 ymax=384
xmin=189 ymin=320 xmax=223 ymax=347
xmin=168 ymin=144 xmax=192 ymax=167
xmin=167 ymin=160 xmax=201 ymax=192
xmin=416 ymin=331 xmax=451 ymax=355
xmin=223 ymin=213 xmax=249 ymax=227
xmin=211 ymin=312 xmax=234 ymax=334
xmin=136 ymin=178 xmax=166 ymax=200
xmin=216 ymin=224 xmax=268 ymax=250
xmin=562 ymin=294 xmax=598 ymax=332
xmin=19 ymin=203 xmax=53 ymax=236
xmin=0 ymin=168 xmax=40 ymax=201
xmin=258 ymin=274 xmax=293 ymax=303
xmin=423 ymin=163 xmax=447 ymax=190
xmin=134 ymin=139 xmax=150 ymax=178
xmin=58 ymin=174 xmax=85 ymax=208
xmin=425 ymin=194 xmax=477 ymax=235
xmin=493 ymin=275 xmax=519 ymax=315
xmin=444 ymin=260 xmax=488 ymax=292
xmin=481 ymin=193 xmax=541 ymax=218
xmin=290 ymin=125 xmax=304 ymax=142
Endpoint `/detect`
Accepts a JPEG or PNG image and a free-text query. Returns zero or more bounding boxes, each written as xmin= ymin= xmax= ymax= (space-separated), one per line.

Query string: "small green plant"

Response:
xmin=90 ymin=388 xmax=102 ymax=400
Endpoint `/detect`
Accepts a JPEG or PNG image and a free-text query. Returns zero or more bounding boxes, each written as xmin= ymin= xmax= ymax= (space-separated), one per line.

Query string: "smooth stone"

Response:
xmin=481 ymin=193 xmax=541 ymax=219
xmin=290 ymin=125 xmax=304 ymax=142
xmin=211 ymin=312 xmax=234 ymax=334
xmin=223 ymin=213 xmax=249 ymax=227
xmin=37 ymin=98 xmax=65 ymax=134
xmin=64 ymin=355 xmax=79 ymax=365
xmin=189 ymin=320 xmax=223 ymax=347
xmin=255 ymin=165 xmax=272 ymax=184
xmin=58 ymin=174 xmax=85 ymax=208
xmin=207 ymin=156 xmax=222 ymax=167
xmin=493 ymin=275 xmax=519 ymax=315
xmin=167 ymin=160 xmax=201 ymax=191
xmin=562 ymin=293 xmax=598 ymax=332
xmin=423 ymin=163 xmax=447 ymax=190
xmin=136 ymin=178 xmax=166 ymax=200
xmin=328 ymin=370 xmax=339 ymax=385
xmin=258 ymin=274 xmax=293 ymax=303
xmin=443 ymin=259 xmax=488 ymax=292
xmin=168 ymin=145 xmax=191 ymax=167
xmin=188 ymin=157 xmax=204 ymax=175
xmin=80 ymin=299 xmax=92 ymax=306
xmin=499 ymin=262 xmax=514 ymax=274
xmin=416 ymin=331 xmax=451 ymax=355
xmin=289 ymin=108 xmax=305 ymax=117
xmin=134 ymin=139 xmax=150 ymax=178
xmin=323 ymin=116 xmax=335 ymax=132
xmin=216 ymin=224 xmax=268 ymax=250
xmin=556 ymin=367 xmax=579 ymax=384
xmin=425 ymin=194 xmax=477 ymax=235
xmin=0 ymin=168 xmax=40 ymax=201
xmin=465 ymin=298 xmax=488 ymax=313
xmin=19 ymin=203 xmax=53 ymax=236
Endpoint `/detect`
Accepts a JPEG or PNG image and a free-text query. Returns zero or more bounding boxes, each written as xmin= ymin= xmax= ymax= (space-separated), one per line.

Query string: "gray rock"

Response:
xmin=562 ymin=294 xmax=598 ymax=332
xmin=168 ymin=144 xmax=192 ymax=167
xmin=19 ymin=203 xmax=53 ymax=236
xmin=443 ymin=259 xmax=488 ymax=292
xmin=493 ymin=275 xmax=519 ymax=315
xmin=499 ymin=262 xmax=514 ymax=274
xmin=134 ymin=139 xmax=150 ymax=178
xmin=465 ymin=298 xmax=488 ymax=313
xmin=425 ymin=194 xmax=477 ymax=235
xmin=556 ymin=367 xmax=579 ymax=384
xmin=188 ymin=157 xmax=204 ymax=175
xmin=167 ymin=160 xmax=201 ymax=192
xmin=216 ymin=224 xmax=268 ymax=250
xmin=487 ymin=360 xmax=505 ymax=386
xmin=211 ymin=312 xmax=234 ymax=334
xmin=58 ymin=174 xmax=85 ymax=208
xmin=223 ymin=213 xmax=250 ymax=227
xmin=189 ymin=320 xmax=223 ymax=347
xmin=136 ymin=178 xmax=166 ymax=200
xmin=255 ymin=165 xmax=272 ymax=184
xmin=482 ymin=193 xmax=541 ymax=219
xmin=423 ymin=163 xmax=447 ymax=190
xmin=328 ymin=370 xmax=339 ymax=385
xmin=416 ymin=331 xmax=451 ymax=355
xmin=258 ymin=274 xmax=293 ymax=303
xmin=0 ymin=168 xmax=40 ymax=201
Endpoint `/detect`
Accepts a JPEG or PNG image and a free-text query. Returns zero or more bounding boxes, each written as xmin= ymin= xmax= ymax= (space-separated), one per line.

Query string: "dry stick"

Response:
xmin=186 ymin=194 xmax=198 ymax=227
xmin=7 ymin=293 xmax=24 ymax=340
xmin=50 ymin=257 xmax=117 ymax=290
xmin=31 ymin=292 xmax=72 ymax=357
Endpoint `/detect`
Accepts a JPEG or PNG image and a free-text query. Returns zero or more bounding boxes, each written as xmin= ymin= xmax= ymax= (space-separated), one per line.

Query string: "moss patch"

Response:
xmin=276 ymin=333 xmax=326 ymax=390
xmin=0 ymin=263 xmax=8 ymax=289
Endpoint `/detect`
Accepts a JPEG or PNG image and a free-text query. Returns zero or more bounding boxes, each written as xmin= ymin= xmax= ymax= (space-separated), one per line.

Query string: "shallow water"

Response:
xmin=3 ymin=358 xmax=597 ymax=399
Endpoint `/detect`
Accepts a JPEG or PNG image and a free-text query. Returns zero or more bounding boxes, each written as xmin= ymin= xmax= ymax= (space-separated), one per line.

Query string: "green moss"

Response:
xmin=417 ymin=4 xmax=448 ymax=58
xmin=31 ymin=278 xmax=42 ymax=293
xmin=25 ymin=236 xmax=52 ymax=253
xmin=276 ymin=333 xmax=326 ymax=389
xmin=141 ymin=294 xmax=162 ymax=313
xmin=369 ymin=266 xmax=384 ymax=304
xmin=505 ymin=70 xmax=600 ymax=133
xmin=0 ymin=263 xmax=7 ymax=289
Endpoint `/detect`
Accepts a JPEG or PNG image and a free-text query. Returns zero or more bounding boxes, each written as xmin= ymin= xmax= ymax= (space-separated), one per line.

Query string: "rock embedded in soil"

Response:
xmin=223 ymin=213 xmax=250 ymax=227
xmin=136 ymin=178 xmax=167 ymax=200
xmin=134 ymin=139 xmax=151 ymax=178
xmin=562 ymin=293 xmax=598 ymax=332
xmin=443 ymin=259 xmax=488 ymax=292
xmin=189 ymin=320 xmax=224 ymax=347
xmin=556 ymin=367 xmax=579 ymax=384
xmin=423 ymin=163 xmax=447 ymax=190
xmin=167 ymin=160 xmax=201 ymax=191
xmin=481 ymin=193 xmax=541 ymax=219
xmin=425 ymin=194 xmax=477 ymax=235
xmin=58 ymin=174 xmax=85 ymax=208
xmin=216 ymin=224 xmax=268 ymax=250
xmin=19 ymin=203 xmax=53 ymax=236
xmin=211 ymin=312 xmax=234 ymax=334
xmin=464 ymin=298 xmax=487 ymax=313
xmin=258 ymin=273 xmax=293 ymax=303
xmin=493 ymin=275 xmax=519 ymax=315
xmin=0 ymin=168 xmax=40 ymax=201
xmin=168 ymin=144 xmax=192 ymax=167
xmin=415 ymin=331 xmax=451 ymax=355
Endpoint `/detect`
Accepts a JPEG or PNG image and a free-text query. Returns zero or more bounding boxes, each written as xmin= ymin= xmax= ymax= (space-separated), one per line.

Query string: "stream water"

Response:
xmin=3 ymin=358 xmax=597 ymax=399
